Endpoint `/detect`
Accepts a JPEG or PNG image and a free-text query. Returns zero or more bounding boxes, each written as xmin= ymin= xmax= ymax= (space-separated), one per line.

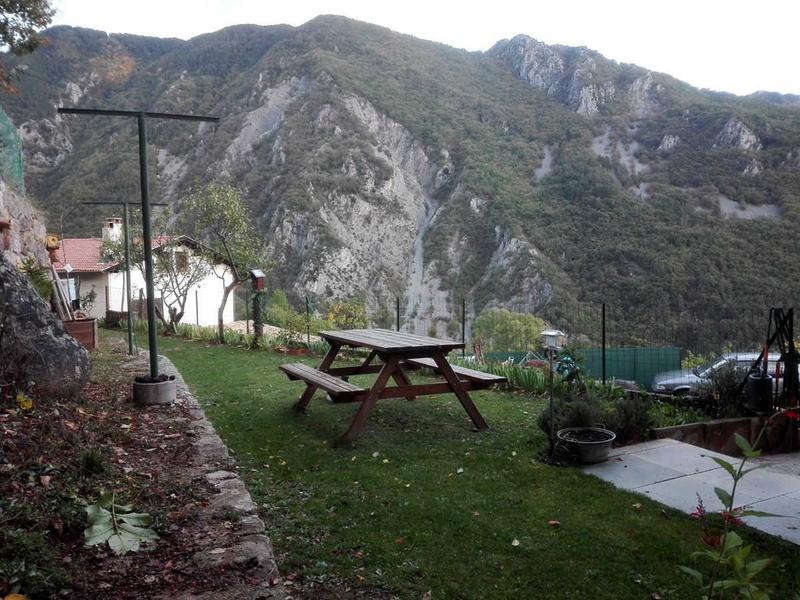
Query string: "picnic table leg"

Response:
xmin=293 ymin=342 xmax=341 ymax=413
xmin=432 ymin=351 xmax=489 ymax=431
xmin=337 ymin=355 xmax=400 ymax=446
xmin=391 ymin=365 xmax=417 ymax=401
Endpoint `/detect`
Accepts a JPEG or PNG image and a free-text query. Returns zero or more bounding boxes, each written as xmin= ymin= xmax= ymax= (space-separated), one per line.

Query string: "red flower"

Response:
xmin=722 ymin=511 xmax=744 ymax=527
xmin=785 ymin=409 xmax=800 ymax=421
xmin=702 ymin=531 xmax=722 ymax=547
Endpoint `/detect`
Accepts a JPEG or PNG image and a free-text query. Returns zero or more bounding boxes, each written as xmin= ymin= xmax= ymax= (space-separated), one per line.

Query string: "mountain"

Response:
xmin=2 ymin=15 xmax=799 ymax=338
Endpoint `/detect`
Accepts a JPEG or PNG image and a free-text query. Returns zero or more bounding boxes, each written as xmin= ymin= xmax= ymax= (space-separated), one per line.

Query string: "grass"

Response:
xmin=146 ymin=333 xmax=800 ymax=599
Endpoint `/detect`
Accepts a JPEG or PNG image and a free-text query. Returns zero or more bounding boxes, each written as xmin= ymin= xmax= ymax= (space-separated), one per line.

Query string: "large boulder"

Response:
xmin=0 ymin=252 xmax=90 ymax=399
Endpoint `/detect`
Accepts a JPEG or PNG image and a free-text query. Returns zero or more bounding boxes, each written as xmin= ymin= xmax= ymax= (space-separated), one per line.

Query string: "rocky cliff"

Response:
xmin=1 ymin=16 xmax=798 ymax=332
xmin=0 ymin=179 xmax=91 ymax=400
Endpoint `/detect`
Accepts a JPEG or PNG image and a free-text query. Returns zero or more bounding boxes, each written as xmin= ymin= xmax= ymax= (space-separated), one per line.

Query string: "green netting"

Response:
xmin=0 ymin=104 xmax=24 ymax=192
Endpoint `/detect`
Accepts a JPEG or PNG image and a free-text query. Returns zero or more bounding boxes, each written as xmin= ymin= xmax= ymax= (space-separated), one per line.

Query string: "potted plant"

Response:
xmin=539 ymin=390 xmax=617 ymax=464
xmin=556 ymin=426 xmax=616 ymax=464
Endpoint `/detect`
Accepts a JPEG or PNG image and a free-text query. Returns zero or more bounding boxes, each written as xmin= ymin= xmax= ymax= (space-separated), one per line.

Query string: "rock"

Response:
xmin=657 ymin=134 xmax=681 ymax=154
xmin=742 ymin=158 xmax=763 ymax=177
xmin=0 ymin=251 xmax=91 ymax=399
xmin=714 ymin=118 xmax=762 ymax=151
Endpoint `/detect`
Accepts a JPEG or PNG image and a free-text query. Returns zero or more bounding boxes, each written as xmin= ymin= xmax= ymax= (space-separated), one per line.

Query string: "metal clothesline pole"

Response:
xmin=81 ymin=200 xmax=167 ymax=355
xmin=60 ymin=107 xmax=219 ymax=379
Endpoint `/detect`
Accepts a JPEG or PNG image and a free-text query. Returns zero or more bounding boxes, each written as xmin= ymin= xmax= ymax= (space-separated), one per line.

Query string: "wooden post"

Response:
xmin=396 ymin=296 xmax=400 ymax=332
xmin=195 ymin=289 xmax=200 ymax=326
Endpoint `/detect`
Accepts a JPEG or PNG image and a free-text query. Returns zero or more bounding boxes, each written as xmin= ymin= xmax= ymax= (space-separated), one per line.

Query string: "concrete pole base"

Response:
xmin=132 ymin=377 xmax=177 ymax=406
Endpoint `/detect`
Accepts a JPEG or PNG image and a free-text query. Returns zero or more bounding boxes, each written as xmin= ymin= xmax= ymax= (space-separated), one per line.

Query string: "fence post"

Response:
xmin=305 ymin=296 xmax=311 ymax=346
xmin=396 ymin=296 xmax=400 ymax=331
xmin=602 ymin=303 xmax=607 ymax=385
xmin=195 ymin=289 xmax=199 ymax=326
xmin=461 ymin=298 xmax=466 ymax=357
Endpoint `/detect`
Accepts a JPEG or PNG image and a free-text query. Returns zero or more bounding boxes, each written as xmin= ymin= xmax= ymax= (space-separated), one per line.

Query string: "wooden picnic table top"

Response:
xmin=318 ymin=328 xmax=464 ymax=353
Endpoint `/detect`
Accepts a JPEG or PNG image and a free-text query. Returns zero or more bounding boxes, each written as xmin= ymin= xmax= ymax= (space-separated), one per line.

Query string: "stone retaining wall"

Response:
xmin=154 ymin=352 xmax=288 ymax=600
xmin=652 ymin=415 xmax=800 ymax=457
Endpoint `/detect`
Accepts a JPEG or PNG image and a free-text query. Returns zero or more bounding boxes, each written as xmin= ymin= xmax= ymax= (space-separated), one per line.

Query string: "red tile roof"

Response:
xmin=52 ymin=238 xmax=115 ymax=273
xmin=52 ymin=235 xmax=214 ymax=274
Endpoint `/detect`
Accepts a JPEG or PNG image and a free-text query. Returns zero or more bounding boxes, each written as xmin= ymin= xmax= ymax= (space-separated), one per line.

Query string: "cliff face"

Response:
xmin=2 ymin=17 xmax=799 ymax=331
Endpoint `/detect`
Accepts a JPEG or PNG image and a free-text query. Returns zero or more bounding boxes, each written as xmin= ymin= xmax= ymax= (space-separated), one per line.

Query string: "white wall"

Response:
xmin=107 ymin=262 xmax=235 ymax=327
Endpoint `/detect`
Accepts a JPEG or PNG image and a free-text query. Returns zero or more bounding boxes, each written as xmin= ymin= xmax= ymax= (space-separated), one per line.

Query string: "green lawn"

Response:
xmin=148 ymin=335 xmax=800 ymax=599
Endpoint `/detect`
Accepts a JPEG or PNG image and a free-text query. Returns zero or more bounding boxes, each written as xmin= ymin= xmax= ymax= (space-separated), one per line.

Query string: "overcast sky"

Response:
xmin=51 ymin=0 xmax=799 ymax=96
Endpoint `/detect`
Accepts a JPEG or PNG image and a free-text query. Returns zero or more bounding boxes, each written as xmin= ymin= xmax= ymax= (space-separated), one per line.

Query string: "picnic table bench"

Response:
xmin=279 ymin=328 xmax=506 ymax=444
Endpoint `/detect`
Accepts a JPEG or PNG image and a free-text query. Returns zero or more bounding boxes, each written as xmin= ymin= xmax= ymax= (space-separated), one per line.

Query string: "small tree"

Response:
xmin=182 ymin=184 xmax=264 ymax=342
xmin=0 ymin=0 xmax=55 ymax=91
xmin=472 ymin=308 xmax=547 ymax=352
xmin=102 ymin=214 xmax=210 ymax=334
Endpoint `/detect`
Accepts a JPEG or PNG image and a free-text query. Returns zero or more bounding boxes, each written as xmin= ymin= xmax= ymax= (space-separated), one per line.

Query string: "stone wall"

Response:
xmin=0 ymin=179 xmax=48 ymax=266
xmin=0 ymin=179 xmax=91 ymax=400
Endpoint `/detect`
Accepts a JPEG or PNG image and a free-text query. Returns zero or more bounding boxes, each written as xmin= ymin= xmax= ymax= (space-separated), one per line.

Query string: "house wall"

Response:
xmin=107 ymin=263 xmax=234 ymax=328
xmin=76 ymin=273 xmax=108 ymax=320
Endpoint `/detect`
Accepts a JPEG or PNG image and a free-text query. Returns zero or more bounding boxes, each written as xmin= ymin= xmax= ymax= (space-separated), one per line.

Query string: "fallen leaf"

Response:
xmin=63 ymin=421 xmax=78 ymax=431
xmin=651 ymin=593 xmax=662 ymax=600
xmin=382 ymin=458 xmax=389 ymax=464
xmin=40 ymin=475 xmax=51 ymax=489
xmin=209 ymin=548 xmax=226 ymax=555
xmin=456 ymin=468 xmax=464 ymax=474
xmin=632 ymin=503 xmax=642 ymax=510
xmin=511 ymin=539 xmax=520 ymax=547
xmin=547 ymin=520 xmax=561 ymax=528
xmin=472 ymin=511 xmax=480 ymax=517
xmin=394 ymin=537 xmax=405 ymax=545
xmin=15 ymin=393 xmax=32 ymax=411
xmin=372 ymin=451 xmax=380 ymax=458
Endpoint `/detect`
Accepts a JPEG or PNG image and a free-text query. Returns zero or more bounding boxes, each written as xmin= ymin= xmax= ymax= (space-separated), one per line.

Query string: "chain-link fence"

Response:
xmin=232 ymin=288 xmax=780 ymax=391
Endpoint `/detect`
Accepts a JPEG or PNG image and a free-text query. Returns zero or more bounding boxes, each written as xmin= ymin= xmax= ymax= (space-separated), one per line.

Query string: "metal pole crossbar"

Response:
xmin=60 ymin=108 xmax=220 ymax=379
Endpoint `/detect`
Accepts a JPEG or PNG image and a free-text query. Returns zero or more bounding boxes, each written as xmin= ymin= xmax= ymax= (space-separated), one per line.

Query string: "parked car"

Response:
xmin=650 ymin=352 xmax=786 ymax=396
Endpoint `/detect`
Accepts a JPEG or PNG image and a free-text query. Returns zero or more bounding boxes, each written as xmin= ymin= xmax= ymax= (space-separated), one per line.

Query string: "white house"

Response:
xmin=52 ymin=217 xmax=234 ymax=327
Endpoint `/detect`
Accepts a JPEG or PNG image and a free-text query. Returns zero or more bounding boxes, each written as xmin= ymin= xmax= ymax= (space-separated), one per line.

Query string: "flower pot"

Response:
xmin=556 ymin=427 xmax=616 ymax=464
xmin=132 ymin=375 xmax=177 ymax=406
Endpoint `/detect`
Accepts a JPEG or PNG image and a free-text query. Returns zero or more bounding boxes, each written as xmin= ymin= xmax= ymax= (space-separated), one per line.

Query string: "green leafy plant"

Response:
xmin=19 ymin=257 xmax=52 ymax=301
xmin=84 ymin=491 xmax=158 ymax=555
xmin=680 ymin=409 xmax=800 ymax=598
xmin=327 ymin=299 xmax=368 ymax=330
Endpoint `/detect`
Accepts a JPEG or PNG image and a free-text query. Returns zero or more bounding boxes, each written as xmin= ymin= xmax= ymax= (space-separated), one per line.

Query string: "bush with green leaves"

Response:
xmin=19 ymin=257 xmax=52 ymax=301
xmin=327 ymin=299 xmax=368 ymax=330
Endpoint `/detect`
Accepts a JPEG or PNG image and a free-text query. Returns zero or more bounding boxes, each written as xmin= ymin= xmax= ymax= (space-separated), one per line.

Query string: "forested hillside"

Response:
xmin=2 ymin=15 xmax=799 ymax=335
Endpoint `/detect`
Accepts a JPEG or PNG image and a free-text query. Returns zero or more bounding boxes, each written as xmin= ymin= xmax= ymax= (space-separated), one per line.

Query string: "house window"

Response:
xmin=174 ymin=251 xmax=188 ymax=271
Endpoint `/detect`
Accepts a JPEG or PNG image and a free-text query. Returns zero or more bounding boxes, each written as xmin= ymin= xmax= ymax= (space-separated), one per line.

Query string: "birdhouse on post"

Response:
xmin=541 ymin=329 xmax=566 ymax=351
xmin=249 ymin=269 xmax=265 ymax=291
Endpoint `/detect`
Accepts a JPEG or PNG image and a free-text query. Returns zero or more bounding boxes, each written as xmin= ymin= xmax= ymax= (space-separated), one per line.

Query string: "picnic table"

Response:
xmin=279 ymin=328 xmax=506 ymax=444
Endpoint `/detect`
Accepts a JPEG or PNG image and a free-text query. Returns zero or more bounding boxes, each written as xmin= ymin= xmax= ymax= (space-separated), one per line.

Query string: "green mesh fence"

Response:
xmin=0 ymin=105 xmax=24 ymax=192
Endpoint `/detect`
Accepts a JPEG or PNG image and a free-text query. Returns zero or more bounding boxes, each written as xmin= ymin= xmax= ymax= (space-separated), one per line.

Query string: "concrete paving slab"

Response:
xmin=584 ymin=454 xmax=685 ymax=489
xmin=744 ymin=490 xmax=800 ymax=545
xmin=584 ymin=439 xmax=800 ymax=545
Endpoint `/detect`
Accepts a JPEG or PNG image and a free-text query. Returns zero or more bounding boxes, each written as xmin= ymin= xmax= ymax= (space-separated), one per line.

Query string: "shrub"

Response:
xmin=327 ymin=299 xmax=368 ymax=330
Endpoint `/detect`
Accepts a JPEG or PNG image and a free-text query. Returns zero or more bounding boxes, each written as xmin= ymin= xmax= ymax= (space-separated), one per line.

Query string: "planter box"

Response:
xmin=64 ymin=318 xmax=98 ymax=350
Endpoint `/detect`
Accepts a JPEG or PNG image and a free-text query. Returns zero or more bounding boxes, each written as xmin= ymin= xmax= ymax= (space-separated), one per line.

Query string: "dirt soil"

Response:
xmin=0 ymin=338 xmax=283 ymax=599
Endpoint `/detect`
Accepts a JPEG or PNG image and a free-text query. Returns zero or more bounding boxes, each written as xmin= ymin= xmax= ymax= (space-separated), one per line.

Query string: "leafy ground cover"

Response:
xmin=152 ymin=334 xmax=800 ymax=599
xmin=0 ymin=340 xmax=252 ymax=599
